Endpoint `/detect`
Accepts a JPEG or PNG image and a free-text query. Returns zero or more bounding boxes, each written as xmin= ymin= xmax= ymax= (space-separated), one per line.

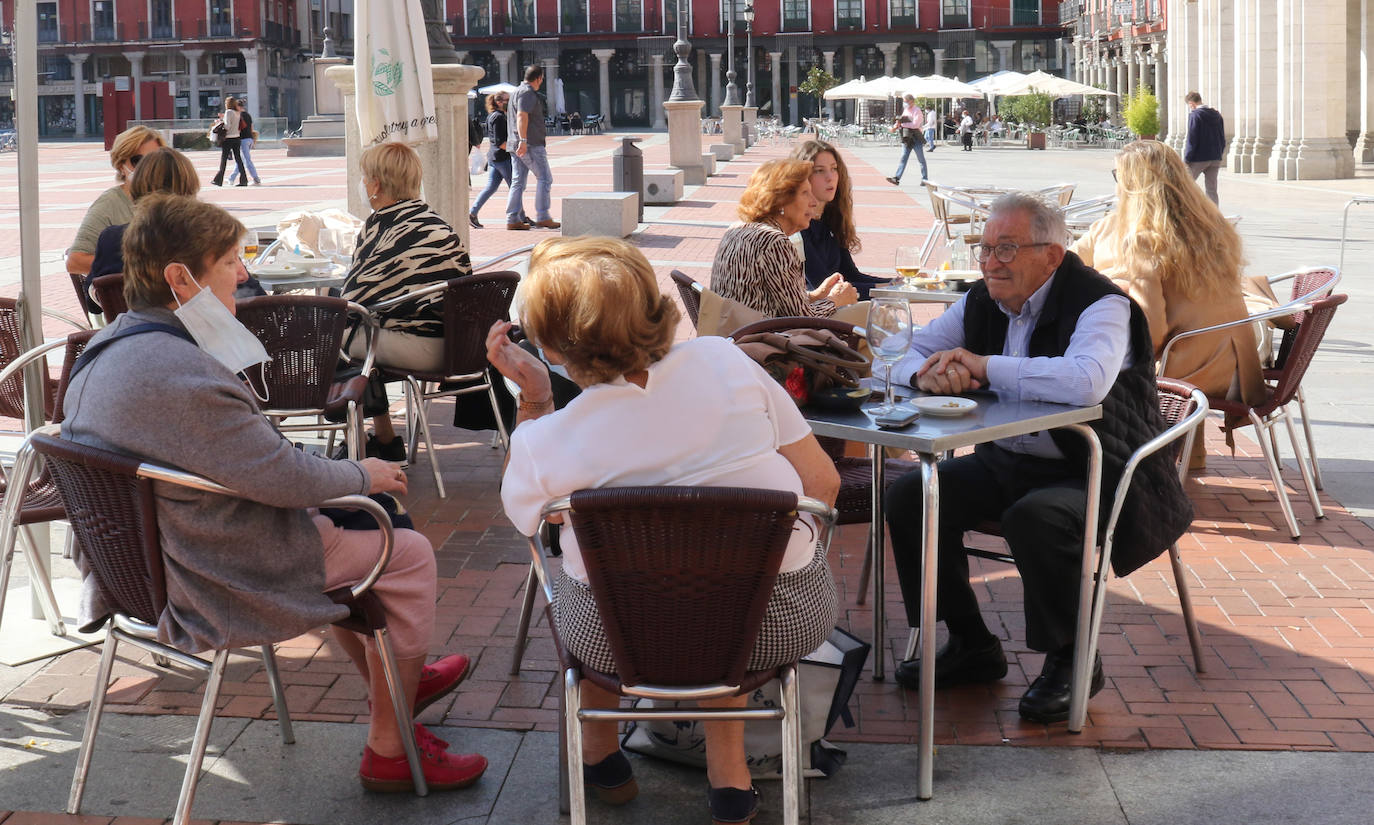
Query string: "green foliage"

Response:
xmin=1000 ymin=92 xmax=1054 ymax=131
xmin=798 ymin=67 xmax=839 ymax=117
xmin=1080 ymin=96 xmax=1107 ymax=124
xmin=1124 ymin=85 xmax=1161 ymax=137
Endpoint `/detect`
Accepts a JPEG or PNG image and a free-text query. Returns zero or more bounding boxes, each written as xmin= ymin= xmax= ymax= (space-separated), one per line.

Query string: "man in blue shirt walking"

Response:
xmin=1184 ymin=91 xmax=1227 ymax=206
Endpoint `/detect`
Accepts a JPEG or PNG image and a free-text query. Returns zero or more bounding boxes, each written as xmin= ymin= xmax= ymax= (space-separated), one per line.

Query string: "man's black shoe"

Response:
xmin=893 ymin=634 xmax=1006 ymax=691
xmin=1017 ymin=649 xmax=1105 ymax=724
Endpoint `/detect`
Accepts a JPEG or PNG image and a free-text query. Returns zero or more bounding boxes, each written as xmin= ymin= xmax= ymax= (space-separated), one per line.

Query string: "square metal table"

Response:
xmin=806 ymin=392 xmax=1103 ymax=799
xmin=870 ymin=285 xmax=965 ymax=304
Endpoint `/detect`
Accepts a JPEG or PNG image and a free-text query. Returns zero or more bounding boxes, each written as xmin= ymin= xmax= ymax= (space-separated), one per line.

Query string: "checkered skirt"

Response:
xmin=553 ymin=541 xmax=838 ymax=674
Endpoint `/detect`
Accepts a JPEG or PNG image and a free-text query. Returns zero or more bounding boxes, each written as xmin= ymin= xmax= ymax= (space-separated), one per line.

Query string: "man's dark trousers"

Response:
xmin=885 ymin=442 xmax=1088 ymax=654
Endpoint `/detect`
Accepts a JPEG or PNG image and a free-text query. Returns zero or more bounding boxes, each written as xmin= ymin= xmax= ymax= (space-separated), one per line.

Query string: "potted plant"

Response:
xmin=1001 ymin=92 xmax=1054 ymax=149
xmin=798 ymin=67 xmax=839 ymax=120
xmin=1124 ymin=85 xmax=1160 ymax=140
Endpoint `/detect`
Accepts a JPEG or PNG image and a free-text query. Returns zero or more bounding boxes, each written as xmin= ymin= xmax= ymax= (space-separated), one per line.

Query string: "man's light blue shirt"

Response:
xmin=891 ymin=275 xmax=1131 ymax=458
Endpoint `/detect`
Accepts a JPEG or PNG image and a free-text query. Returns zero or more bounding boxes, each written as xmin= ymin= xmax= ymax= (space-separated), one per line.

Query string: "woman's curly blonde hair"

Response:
xmin=738 ymin=159 xmax=813 ymax=225
xmin=520 ymin=237 xmax=680 ymax=386
xmin=1110 ymin=140 xmax=1245 ymax=299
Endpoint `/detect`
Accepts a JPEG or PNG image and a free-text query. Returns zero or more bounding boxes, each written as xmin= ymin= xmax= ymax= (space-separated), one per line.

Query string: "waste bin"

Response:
xmin=612 ymin=136 xmax=644 ymax=223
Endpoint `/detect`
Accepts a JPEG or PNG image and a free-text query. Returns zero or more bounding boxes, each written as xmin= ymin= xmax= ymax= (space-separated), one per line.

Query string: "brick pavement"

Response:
xmin=3 ymin=133 xmax=1373 ymax=823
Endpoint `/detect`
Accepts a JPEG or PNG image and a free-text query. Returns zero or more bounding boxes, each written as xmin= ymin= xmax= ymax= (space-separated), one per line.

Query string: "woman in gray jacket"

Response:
xmin=60 ymin=194 xmax=486 ymax=794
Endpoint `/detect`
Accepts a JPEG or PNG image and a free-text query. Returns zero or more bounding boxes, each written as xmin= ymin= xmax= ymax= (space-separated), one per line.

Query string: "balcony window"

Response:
xmin=889 ymin=0 xmax=915 ymax=27
xmin=510 ymin=0 xmax=535 ymax=35
xmin=91 ymin=0 xmax=116 ymax=41
xmin=210 ymin=3 xmax=232 ymax=37
xmin=617 ymin=0 xmax=642 ymax=31
xmin=941 ymin=0 xmax=969 ymax=28
xmin=1012 ymin=0 xmax=1039 ymax=25
xmin=47 ymin=56 xmax=73 ymax=81
xmin=835 ymin=0 xmax=862 ymax=31
xmin=466 ymin=0 xmax=491 ymax=35
xmin=781 ymin=0 xmax=808 ymax=32
xmin=562 ymin=0 xmax=588 ymax=32
xmin=37 ymin=3 xmax=59 ymax=43
xmin=152 ymin=0 xmax=174 ymax=38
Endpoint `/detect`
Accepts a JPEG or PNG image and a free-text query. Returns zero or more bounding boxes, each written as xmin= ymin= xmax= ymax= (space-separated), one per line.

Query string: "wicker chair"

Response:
xmin=69 ymin=270 xmax=99 ymax=324
xmin=90 ymin=273 xmax=128 ymax=324
xmin=0 ymin=329 xmax=96 ymax=637
xmin=524 ymin=486 xmax=835 ymax=825
xmin=728 ymin=315 xmax=919 ymax=606
xmin=16 ymin=427 xmax=429 ymax=824
xmin=234 ymin=295 xmax=378 ymax=460
xmin=369 ymin=271 xmax=520 ymax=499
xmin=669 ymin=269 xmax=703 ymax=330
xmin=1162 ymin=294 xmax=1346 ymax=539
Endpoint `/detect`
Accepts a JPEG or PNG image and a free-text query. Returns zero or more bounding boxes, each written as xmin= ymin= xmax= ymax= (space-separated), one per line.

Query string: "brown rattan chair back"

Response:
xmin=568 ymin=486 xmax=800 ymax=689
xmin=1265 ymin=294 xmax=1345 ymax=413
xmin=669 ymin=270 xmax=702 ymax=330
xmin=51 ymin=329 xmax=97 ymax=425
xmin=0 ymin=297 xmax=64 ymax=421
xmin=441 ymin=271 xmax=520 ymax=377
xmin=90 ymin=274 xmax=128 ymax=324
xmin=235 ymin=295 xmax=351 ymax=410
xmin=1273 ymin=267 xmax=1341 ymax=368
xmin=1154 ymin=377 xmax=1204 ymax=474
xmin=31 ymin=432 xmax=165 ymax=626
xmin=70 ymin=271 xmax=98 ymax=316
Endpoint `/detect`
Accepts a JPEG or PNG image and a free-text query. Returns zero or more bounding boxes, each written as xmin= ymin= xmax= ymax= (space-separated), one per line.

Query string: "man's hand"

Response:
xmin=915 ymin=348 xmax=989 ymax=394
xmin=485 ymin=320 xmax=552 ymax=402
xmin=515 ymin=140 xmax=528 ymax=158
xmin=361 ymin=458 xmax=408 ymax=496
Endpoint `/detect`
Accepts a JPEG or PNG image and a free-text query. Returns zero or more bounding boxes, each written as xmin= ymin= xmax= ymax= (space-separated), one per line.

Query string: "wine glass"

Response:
xmin=317 ymin=228 xmax=341 ymax=268
xmin=240 ymin=229 xmax=260 ymax=261
xmin=894 ymin=246 xmax=921 ymax=285
xmin=866 ymin=298 xmax=914 ymax=415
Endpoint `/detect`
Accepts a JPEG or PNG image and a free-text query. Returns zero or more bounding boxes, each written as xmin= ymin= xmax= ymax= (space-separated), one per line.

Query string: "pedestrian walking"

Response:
xmin=505 ymin=64 xmax=560 ymax=231
xmin=211 ymin=96 xmax=247 ymax=187
xmin=227 ymin=99 xmax=261 ymax=186
xmin=469 ymin=91 xmax=519 ymax=228
xmin=886 ymin=94 xmax=928 ymax=186
xmin=924 ymin=106 xmax=937 ymax=151
xmin=958 ymin=110 xmax=974 ymax=151
xmin=1184 ymin=91 xmax=1226 ymax=206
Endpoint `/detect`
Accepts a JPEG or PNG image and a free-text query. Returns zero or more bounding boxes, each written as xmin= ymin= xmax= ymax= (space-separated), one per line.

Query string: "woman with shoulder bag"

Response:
xmin=885 ymin=94 xmax=927 ymax=186
xmin=211 ymin=96 xmax=248 ymax=187
xmin=228 ymin=99 xmax=261 ymax=186
xmin=468 ymin=93 xmax=518 ymax=229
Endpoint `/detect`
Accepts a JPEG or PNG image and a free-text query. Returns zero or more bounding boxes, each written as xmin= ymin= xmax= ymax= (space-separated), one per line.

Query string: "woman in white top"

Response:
xmin=211 ymin=95 xmax=247 ymax=187
xmin=958 ymin=110 xmax=975 ymax=151
xmin=490 ymin=236 xmax=839 ymax=824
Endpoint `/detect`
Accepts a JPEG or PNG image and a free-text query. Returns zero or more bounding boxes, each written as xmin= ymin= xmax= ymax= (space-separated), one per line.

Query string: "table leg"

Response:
xmin=870 ymin=446 xmax=886 ymax=680
xmin=1065 ymin=423 xmax=1103 ymax=733
xmin=917 ymin=453 xmax=938 ymax=801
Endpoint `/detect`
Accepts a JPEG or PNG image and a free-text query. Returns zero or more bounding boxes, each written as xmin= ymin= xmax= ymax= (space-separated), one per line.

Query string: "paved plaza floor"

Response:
xmin=1 ymin=133 xmax=1373 ymax=823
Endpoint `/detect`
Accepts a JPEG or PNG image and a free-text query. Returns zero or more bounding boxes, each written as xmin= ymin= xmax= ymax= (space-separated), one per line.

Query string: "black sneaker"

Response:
xmin=366 ymin=434 xmax=408 ymax=463
xmin=469 ymin=212 xmax=482 ymax=229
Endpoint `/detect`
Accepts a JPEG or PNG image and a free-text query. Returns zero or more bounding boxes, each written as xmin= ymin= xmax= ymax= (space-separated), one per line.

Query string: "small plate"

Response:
xmin=904 ymin=276 xmax=947 ymax=290
xmin=252 ymin=263 xmax=306 ymax=279
xmin=912 ymin=396 xmax=978 ymax=416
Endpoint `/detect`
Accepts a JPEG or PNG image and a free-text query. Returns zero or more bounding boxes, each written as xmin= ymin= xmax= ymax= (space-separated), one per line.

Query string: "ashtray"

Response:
xmin=807 ymin=386 xmax=870 ymax=412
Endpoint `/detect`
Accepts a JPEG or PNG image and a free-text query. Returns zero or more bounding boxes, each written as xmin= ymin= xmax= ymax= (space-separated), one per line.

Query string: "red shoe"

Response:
xmin=359 ymin=744 xmax=487 ymax=792
xmin=415 ymin=722 xmax=449 ymax=752
xmin=415 ymin=654 xmax=471 ymax=714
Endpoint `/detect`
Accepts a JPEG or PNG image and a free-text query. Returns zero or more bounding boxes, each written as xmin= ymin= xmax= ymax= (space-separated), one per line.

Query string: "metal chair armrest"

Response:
xmin=473 ymin=244 xmax=535 ymax=273
xmin=1098 ymin=389 xmax=1209 ymax=545
xmin=344 ymin=300 xmax=378 ymax=376
xmin=42 ymin=307 xmax=91 ymax=331
xmin=367 ymin=280 xmax=448 ymax=314
xmin=0 ymin=337 xmax=67 ymax=391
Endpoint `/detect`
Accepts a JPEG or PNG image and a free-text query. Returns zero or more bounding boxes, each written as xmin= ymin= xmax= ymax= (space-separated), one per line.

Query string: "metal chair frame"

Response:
xmin=368 ymin=272 xmax=520 ymax=498
xmin=1 ymin=426 xmax=429 ymax=825
xmin=1160 ymin=294 xmax=1345 ymax=539
xmin=521 ymin=487 xmax=836 ymax=825
xmin=235 ymin=295 xmax=378 ymax=461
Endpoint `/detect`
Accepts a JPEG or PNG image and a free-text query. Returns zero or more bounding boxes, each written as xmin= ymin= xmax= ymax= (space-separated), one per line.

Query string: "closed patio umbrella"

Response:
xmin=354 ymin=0 xmax=438 ymax=145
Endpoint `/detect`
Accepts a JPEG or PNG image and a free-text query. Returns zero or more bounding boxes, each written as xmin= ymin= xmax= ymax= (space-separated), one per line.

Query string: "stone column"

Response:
xmin=769 ymin=51 xmax=782 ymax=121
xmin=1165 ymin=1 xmax=1188 ymax=152
xmin=651 ymin=53 xmax=667 ymax=130
xmin=328 ymin=64 xmax=485 ymax=246
xmin=241 ymin=47 xmax=260 ymax=121
xmin=667 ymin=100 xmax=707 ymax=182
xmin=127 ymin=51 xmax=146 ymax=121
xmin=1125 ymin=40 xmax=1137 ymax=97
xmin=992 ymin=40 xmax=1014 ymax=73
xmin=184 ymin=49 xmax=204 ymax=120
xmin=1155 ymin=51 xmax=1169 ymax=140
xmin=542 ymin=57 xmax=560 ymax=114
xmin=70 ymin=54 xmax=88 ymax=136
xmin=1228 ymin=3 xmax=1253 ymax=172
xmin=822 ymin=50 xmax=836 ymax=118
xmin=593 ymin=48 xmax=614 ymax=128
xmin=1270 ymin=0 xmax=1353 ymax=179
xmin=1108 ymin=58 xmax=1121 ymax=119
xmin=878 ymin=42 xmax=898 ymax=77
xmin=1356 ymin=0 xmax=1374 ymax=162
xmin=493 ymin=49 xmax=516 ymax=84
xmin=931 ymin=47 xmax=945 ymax=77
xmin=1248 ymin=0 xmax=1277 ymax=172
xmin=710 ymin=52 xmax=723 ymax=116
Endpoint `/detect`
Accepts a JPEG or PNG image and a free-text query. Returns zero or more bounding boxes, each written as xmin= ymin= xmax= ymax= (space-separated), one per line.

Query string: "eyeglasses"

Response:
xmin=974 ymin=241 xmax=1052 ymax=264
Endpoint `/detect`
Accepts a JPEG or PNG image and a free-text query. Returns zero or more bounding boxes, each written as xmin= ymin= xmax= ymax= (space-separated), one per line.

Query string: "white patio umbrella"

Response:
xmin=823 ymin=77 xmax=886 ymax=101
xmin=478 ymin=82 xmax=519 ymax=96
xmin=899 ymin=74 xmax=985 ymax=100
xmin=857 ymin=76 xmax=913 ymax=99
xmin=995 ymin=70 xmax=1117 ymax=98
xmin=354 ymin=0 xmax=438 ymax=145
xmin=969 ymin=71 xmax=1030 ymax=95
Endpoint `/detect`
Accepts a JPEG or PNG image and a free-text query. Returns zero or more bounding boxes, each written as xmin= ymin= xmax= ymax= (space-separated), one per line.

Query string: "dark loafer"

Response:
xmin=1017 ymin=649 xmax=1105 ymax=724
xmin=894 ymin=634 xmax=1007 ymax=691
xmin=583 ymin=750 xmax=638 ymax=805
xmin=708 ymin=786 xmax=759 ymax=823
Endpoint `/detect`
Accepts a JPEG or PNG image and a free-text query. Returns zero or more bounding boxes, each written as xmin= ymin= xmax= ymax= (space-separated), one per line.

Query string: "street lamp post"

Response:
xmin=743 ymin=4 xmax=754 ymax=108
xmin=668 ymin=0 xmax=698 ymax=101
xmin=723 ymin=0 xmax=739 ymax=106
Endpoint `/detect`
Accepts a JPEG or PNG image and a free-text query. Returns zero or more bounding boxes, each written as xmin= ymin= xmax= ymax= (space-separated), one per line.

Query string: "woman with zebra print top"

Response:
xmin=345 ymin=142 xmax=472 ymax=459
xmin=709 ymin=158 xmax=857 ymax=320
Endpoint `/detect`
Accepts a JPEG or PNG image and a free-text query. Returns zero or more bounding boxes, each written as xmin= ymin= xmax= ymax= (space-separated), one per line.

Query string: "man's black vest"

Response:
xmin=961 ymin=251 xmax=1193 ymax=576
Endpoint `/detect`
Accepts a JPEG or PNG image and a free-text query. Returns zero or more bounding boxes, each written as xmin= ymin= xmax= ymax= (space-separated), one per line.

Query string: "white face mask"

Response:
xmin=171 ymin=264 xmax=272 ymax=382
xmin=358 ymin=179 xmax=373 ymax=208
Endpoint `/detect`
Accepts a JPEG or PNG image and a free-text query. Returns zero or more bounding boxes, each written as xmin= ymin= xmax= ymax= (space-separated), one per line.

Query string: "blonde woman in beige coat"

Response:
xmin=1071 ymin=140 xmax=1265 ymax=468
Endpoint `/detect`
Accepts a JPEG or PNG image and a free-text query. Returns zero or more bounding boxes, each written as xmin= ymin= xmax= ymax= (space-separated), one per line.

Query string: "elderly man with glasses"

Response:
xmin=883 ymin=192 xmax=1191 ymax=724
